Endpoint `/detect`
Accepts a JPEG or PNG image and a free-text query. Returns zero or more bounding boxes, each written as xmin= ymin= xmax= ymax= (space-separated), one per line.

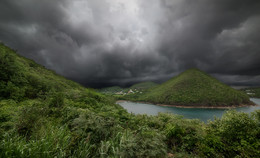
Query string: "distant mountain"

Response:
xmin=138 ymin=68 xmax=252 ymax=106
xmin=99 ymin=86 xmax=124 ymax=94
xmin=130 ymin=81 xmax=158 ymax=90
xmin=99 ymin=82 xmax=158 ymax=95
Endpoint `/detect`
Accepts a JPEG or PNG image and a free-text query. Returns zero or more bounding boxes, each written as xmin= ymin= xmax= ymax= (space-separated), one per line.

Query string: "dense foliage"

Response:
xmin=0 ymin=43 xmax=83 ymax=101
xmin=1 ymin=43 xmax=260 ymax=157
xmin=125 ymin=69 xmax=252 ymax=106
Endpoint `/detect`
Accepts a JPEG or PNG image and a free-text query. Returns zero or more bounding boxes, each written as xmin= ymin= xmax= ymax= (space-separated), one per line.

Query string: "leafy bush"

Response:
xmin=206 ymin=110 xmax=260 ymax=157
xmin=49 ymin=92 xmax=64 ymax=108
xmin=71 ymin=112 xmax=121 ymax=144
xmin=0 ymin=100 xmax=17 ymax=137
xmin=15 ymin=104 xmax=48 ymax=138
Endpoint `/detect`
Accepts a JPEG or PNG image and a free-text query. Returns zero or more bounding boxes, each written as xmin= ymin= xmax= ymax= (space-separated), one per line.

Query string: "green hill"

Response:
xmin=0 ymin=43 xmax=259 ymax=157
xmin=0 ymin=43 xmax=85 ymax=101
xmin=138 ymin=69 xmax=251 ymax=106
xmin=130 ymin=81 xmax=158 ymax=90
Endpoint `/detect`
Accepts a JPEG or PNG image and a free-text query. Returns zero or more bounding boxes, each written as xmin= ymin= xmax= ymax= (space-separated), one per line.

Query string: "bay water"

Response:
xmin=118 ymin=98 xmax=260 ymax=122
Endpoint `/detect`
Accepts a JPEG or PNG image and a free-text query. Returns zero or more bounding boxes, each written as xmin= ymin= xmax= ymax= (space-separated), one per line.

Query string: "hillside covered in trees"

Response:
xmin=122 ymin=69 xmax=252 ymax=107
xmin=0 ymin=43 xmax=260 ymax=157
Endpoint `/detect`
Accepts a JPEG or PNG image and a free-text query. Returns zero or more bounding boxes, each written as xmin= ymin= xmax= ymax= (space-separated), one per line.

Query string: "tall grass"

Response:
xmin=1 ymin=126 xmax=73 ymax=158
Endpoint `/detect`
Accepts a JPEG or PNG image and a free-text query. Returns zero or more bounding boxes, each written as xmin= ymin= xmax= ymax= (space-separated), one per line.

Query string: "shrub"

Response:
xmin=15 ymin=104 xmax=48 ymax=139
xmin=71 ymin=112 xmax=121 ymax=144
xmin=206 ymin=110 xmax=260 ymax=157
xmin=49 ymin=92 xmax=64 ymax=108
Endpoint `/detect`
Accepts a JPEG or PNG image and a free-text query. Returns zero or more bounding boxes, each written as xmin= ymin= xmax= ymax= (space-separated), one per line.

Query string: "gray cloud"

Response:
xmin=0 ymin=0 xmax=260 ymax=88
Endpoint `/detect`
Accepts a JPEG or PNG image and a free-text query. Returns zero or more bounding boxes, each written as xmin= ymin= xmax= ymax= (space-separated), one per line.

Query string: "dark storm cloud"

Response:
xmin=0 ymin=0 xmax=260 ymax=88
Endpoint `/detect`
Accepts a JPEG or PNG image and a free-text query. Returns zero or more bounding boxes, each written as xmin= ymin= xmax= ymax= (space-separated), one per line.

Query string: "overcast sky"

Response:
xmin=0 ymin=0 xmax=260 ymax=88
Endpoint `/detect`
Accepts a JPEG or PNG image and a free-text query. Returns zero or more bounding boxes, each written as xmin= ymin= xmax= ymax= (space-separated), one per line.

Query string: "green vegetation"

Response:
xmin=99 ymin=82 xmax=157 ymax=95
xmin=130 ymin=81 xmax=158 ymax=90
xmin=242 ymin=87 xmax=260 ymax=98
xmin=129 ymin=69 xmax=252 ymax=106
xmin=1 ymin=43 xmax=260 ymax=157
xmin=0 ymin=43 xmax=83 ymax=101
xmin=99 ymin=86 xmax=124 ymax=94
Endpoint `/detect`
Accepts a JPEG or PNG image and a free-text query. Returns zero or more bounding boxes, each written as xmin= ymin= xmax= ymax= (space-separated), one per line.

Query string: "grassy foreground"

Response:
xmin=0 ymin=43 xmax=260 ymax=157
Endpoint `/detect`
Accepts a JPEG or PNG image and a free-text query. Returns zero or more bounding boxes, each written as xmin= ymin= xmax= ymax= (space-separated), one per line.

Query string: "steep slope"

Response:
xmin=0 ymin=43 xmax=84 ymax=101
xmin=139 ymin=69 xmax=251 ymax=106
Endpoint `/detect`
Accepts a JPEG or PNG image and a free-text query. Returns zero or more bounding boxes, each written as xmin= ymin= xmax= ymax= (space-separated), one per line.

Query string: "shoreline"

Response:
xmin=116 ymin=100 xmax=258 ymax=109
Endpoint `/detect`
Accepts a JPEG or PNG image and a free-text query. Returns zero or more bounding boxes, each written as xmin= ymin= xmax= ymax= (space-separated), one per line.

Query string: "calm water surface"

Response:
xmin=118 ymin=98 xmax=260 ymax=122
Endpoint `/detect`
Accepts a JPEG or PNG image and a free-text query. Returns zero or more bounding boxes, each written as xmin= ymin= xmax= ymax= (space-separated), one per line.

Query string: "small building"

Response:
xmin=115 ymin=91 xmax=123 ymax=95
xmin=128 ymin=89 xmax=134 ymax=94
